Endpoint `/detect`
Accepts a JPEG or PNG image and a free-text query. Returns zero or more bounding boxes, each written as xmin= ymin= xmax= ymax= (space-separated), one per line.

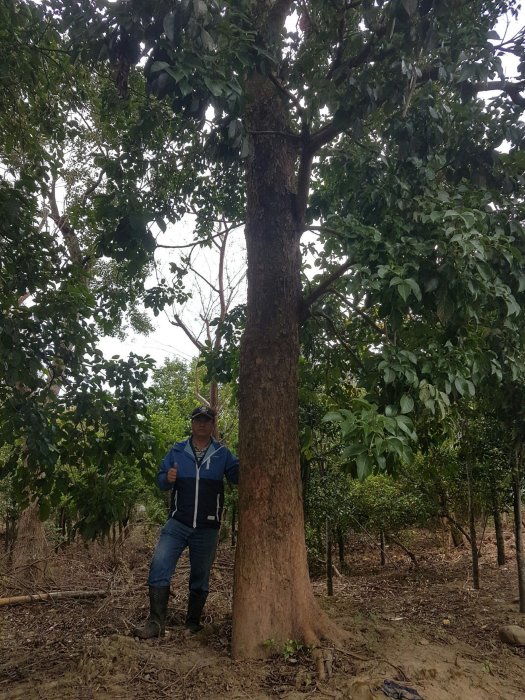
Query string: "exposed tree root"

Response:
xmin=302 ymin=603 xmax=350 ymax=680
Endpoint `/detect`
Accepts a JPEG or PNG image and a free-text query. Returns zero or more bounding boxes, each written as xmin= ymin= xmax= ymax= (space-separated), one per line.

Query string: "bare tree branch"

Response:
xmin=169 ymin=313 xmax=204 ymax=352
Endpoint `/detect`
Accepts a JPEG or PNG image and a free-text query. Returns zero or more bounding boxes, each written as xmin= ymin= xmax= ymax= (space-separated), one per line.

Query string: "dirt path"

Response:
xmin=1 ymin=526 xmax=524 ymax=699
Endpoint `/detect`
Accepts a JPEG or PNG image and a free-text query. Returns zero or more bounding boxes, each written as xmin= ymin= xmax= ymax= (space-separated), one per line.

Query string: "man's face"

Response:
xmin=191 ymin=415 xmax=214 ymax=441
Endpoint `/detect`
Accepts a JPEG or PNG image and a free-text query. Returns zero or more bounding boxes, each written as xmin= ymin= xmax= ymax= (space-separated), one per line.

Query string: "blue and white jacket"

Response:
xmin=156 ymin=438 xmax=239 ymax=530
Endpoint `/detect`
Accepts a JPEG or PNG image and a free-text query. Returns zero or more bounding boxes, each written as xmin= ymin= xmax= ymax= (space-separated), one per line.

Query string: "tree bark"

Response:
xmin=326 ymin=520 xmax=334 ymax=597
xmin=232 ymin=70 xmax=344 ymax=658
xmin=493 ymin=508 xmax=506 ymax=566
xmin=337 ymin=527 xmax=346 ymax=570
xmin=489 ymin=474 xmax=506 ymax=566
xmin=512 ymin=448 xmax=525 ymax=613
xmin=466 ymin=459 xmax=480 ymax=590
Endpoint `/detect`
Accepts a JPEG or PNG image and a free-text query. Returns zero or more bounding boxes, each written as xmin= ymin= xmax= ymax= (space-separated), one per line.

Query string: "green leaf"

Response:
xmin=151 ymin=61 xmax=170 ymax=74
xmin=203 ymin=76 xmax=223 ymax=97
xmin=356 ymin=453 xmax=371 ymax=480
xmin=400 ymin=394 xmax=414 ymax=414
xmin=343 ymin=443 xmax=366 ymax=458
xmin=405 ymin=278 xmax=422 ymax=301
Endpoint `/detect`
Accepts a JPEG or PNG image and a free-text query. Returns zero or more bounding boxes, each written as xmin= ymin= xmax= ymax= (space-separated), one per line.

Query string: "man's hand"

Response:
xmin=167 ymin=465 xmax=178 ymax=484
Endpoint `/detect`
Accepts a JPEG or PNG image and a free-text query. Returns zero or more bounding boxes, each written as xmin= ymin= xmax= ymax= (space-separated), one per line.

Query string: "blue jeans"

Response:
xmin=148 ymin=518 xmax=219 ymax=594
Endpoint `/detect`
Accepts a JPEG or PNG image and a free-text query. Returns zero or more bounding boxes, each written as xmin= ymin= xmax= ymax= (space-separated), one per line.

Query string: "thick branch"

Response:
xmin=300 ymin=259 xmax=354 ymax=322
xmin=329 ymin=24 xmax=388 ymax=83
xmin=80 ymin=170 xmax=104 ymax=206
xmin=49 ymin=180 xmax=83 ymax=265
xmin=472 ymin=80 xmax=525 ymax=106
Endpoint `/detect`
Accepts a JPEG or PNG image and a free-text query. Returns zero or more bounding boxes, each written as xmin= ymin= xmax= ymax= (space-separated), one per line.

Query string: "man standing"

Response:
xmin=135 ymin=406 xmax=239 ymax=638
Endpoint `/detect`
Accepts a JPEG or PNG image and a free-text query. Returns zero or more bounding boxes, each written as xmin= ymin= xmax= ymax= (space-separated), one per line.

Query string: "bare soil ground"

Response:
xmin=1 ymin=523 xmax=525 ymax=700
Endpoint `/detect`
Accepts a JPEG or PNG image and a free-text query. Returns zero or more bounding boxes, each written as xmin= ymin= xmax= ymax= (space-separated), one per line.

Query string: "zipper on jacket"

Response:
xmin=193 ymin=464 xmax=200 ymax=528
xmin=171 ymin=491 xmax=178 ymax=518
xmin=216 ymin=493 xmax=221 ymax=522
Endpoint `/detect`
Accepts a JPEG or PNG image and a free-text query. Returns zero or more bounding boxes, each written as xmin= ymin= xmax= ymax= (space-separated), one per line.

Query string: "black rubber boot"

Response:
xmin=185 ymin=590 xmax=207 ymax=633
xmin=134 ymin=586 xmax=170 ymax=639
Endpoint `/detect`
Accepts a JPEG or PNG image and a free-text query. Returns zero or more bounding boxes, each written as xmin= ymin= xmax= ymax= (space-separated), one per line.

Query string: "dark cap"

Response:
xmin=190 ymin=406 xmax=215 ymax=420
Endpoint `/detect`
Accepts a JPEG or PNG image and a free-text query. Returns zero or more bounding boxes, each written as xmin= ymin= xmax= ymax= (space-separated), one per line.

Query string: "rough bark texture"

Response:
xmin=232 ymin=71 xmax=343 ymax=658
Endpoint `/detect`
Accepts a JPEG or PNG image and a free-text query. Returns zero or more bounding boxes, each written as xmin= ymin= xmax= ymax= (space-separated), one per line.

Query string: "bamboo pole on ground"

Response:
xmin=0 ymin=589 xmax=107 ymax=607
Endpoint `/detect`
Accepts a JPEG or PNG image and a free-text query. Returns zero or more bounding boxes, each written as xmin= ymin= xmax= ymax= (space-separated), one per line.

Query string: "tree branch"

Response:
xmin=300 ymin=259 xmax=354 ymax=322
xmin=331 ymin=291 xmax=385 ymax=337
xmin=313 ymin=311 xmax=364 ymax=369
xmin=471 ymin=80 xmax=525 ymax=106
xmin=0 ymin=589 xmax=107 ymax=607
xmin=328 ymin=23 xmax=388 ymax=83
xmin=80 ymin=169 xmax=105 ymax=207
xmin=169 ymin=313 xmax=204 ymax=352
xmin=49 ymin=180 xmax=83 ymax=265
xmin=441 ymin=513 xmax=471 ymax=544
xmin=156 ymin=225 xmax=243 ymax=250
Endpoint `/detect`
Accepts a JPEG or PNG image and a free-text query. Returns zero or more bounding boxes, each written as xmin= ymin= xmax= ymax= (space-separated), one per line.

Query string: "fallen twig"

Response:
xmin=0 ymin=589 xmax=107 ymax=607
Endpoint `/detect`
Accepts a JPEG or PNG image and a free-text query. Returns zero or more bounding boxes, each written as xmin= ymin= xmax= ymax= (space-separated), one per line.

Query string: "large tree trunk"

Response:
xmin=232 ymin=69 xmax=343 ymax=658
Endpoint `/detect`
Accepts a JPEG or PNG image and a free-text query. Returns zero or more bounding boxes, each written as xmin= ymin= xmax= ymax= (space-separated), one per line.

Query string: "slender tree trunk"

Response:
xmin=489 ymin=475 xmax=506 ymax=566
xmin=512 ymin=448 xmax=525 ymax=613
xmin=450 ymin=522 xmax=465 ymax=548
xmin=326 ymin=521 xmax=333 ymax=596
xmin=389 ymin=535 xmax=418 ymax=567
xmin=337 ymin=527 xmax=346 ymax=570
xmin=493 ymin=508 xmax=506 ymax=566
xmin=466 ymin=459 xmax=480 ymax=590
xmin=232 ymin=68 xmax=343 ymax=658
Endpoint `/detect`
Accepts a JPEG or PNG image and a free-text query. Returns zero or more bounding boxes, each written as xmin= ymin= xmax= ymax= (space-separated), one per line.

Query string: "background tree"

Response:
xmin=0 ymin=0 xmax=161 ymax=575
